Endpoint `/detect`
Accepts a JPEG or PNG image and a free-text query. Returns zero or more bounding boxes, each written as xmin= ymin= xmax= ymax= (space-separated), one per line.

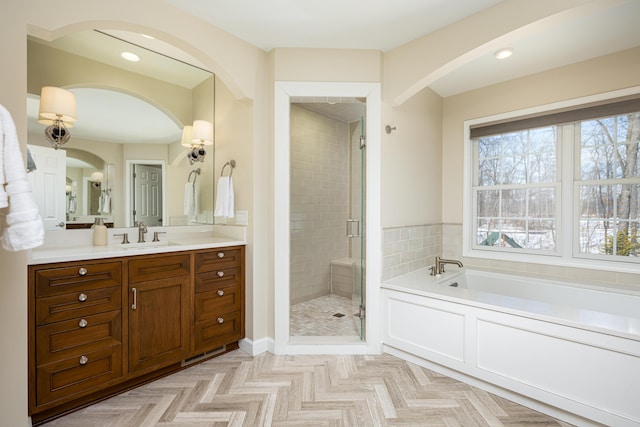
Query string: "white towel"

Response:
xmin=214 ymin=176 xmax=234 ymax=218
xmin=183 ymin=181 xmax=199 ymax=220
xmin=101 ymin=193 xmax=111 ymax=214
xmin=0 ymin=104 xmax=45 ymax=251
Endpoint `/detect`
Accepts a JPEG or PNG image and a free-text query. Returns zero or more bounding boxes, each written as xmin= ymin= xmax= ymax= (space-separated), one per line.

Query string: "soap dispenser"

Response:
xmin=92 ymin=217 xmax=107 ymax=246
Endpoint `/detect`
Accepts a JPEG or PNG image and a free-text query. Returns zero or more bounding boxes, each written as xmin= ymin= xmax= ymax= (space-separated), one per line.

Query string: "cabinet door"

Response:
xmin=128 ymin=276 xmax=190 ymax=374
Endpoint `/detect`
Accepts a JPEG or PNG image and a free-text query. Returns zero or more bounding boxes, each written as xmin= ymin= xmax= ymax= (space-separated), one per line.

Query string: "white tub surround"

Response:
xmin=381 ymin=268 xmax=640 ymax=427
xmin=29 ymin=224 xmax=246 ymax=264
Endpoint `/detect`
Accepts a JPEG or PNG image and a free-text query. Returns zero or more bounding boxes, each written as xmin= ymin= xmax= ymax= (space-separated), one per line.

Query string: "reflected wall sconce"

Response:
xmin=38 ymin=86 xmax=77 ymax=150
xmin=90 ymin=171 xmax=104 ymax=183
xmin=182 ymin=120 xmax=213 ymax=165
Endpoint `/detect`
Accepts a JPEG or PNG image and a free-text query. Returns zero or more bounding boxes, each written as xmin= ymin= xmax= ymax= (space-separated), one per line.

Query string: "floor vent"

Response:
xmin=181 ymin=345 xmax=226 ymax=367
xmin=333 ymin=313 xmax=345 ymax=318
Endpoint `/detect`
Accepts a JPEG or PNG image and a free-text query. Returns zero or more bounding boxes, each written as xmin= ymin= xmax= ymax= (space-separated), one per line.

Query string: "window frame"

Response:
xmin=463 ymin=87 xmax=640 ymax=274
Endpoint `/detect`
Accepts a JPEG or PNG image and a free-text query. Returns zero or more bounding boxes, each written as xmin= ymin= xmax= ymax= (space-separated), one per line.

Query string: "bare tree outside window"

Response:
xmin=579 ymin=112 xmax=640 ymax=256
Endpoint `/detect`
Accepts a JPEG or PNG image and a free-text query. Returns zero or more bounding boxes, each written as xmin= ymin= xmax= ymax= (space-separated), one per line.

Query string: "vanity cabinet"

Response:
xmin=193 ymin=247 xmax=245 ymax=352
xmin=28 ymin=245 xmax=245 ymax=424
xmin=128 ymin=254 xmax=191 ymax=375
xmin=29 ymin=260 xmax=123 ymax=411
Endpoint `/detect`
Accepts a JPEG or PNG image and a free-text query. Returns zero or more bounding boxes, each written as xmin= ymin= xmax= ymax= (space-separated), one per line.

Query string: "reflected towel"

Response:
xmin=184 ymin=182 xmax=199 ymax=220
xmin=214 ymin=176 xmax=234 ymax=218
xmin=101 ymin=193 xmax=110 ymax=214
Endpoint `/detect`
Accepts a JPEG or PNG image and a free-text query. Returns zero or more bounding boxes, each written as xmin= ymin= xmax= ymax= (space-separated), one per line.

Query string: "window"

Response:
xmin=474 ymin=127 xmax=559 ymax=253
xmin=577 ymin=113 xmax=640 ymax=258
xmin=466 ymin=94 xmax=640 ymax=266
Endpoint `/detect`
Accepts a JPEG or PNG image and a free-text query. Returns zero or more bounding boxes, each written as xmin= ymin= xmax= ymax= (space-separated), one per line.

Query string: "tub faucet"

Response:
xmin=135 ymin=221 xmax=147 ymax=243
xmin=430 ymin=256 xmax=463 ymax=276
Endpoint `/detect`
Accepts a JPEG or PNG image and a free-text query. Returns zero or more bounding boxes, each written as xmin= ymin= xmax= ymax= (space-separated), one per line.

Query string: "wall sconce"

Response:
xmin=38 ymin=86 xmax=77 ymax=150
xmin=182 ymin=120 xmax=213 ymax=165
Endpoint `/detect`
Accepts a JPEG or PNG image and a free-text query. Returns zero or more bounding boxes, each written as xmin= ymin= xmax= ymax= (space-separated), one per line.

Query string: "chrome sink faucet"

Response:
xmin=430 ymin=256 xmax=463 ymax=276
xmin=135 ymin=221 xmax=147 ymax=243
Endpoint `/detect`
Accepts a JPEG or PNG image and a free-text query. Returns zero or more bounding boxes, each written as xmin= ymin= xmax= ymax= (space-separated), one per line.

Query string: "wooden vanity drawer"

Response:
xmin=195 ymin=267 xmax=241 ymax=293
xmin=195 ymin=248 xmax=242 ymax=273
xmin=35 ymin=262 xmax=121 ymax=298
xmin=36 ymin=345 xmax=122 ymax=407
xmin=195 ymin=285 xmax=241 ymax=321
xmin=36 ymin=286 xmax=121 ymax=325
xmin=128 ymin=254 xmax=190 ymax=284
xmin=36 ymin=310 xmax=122 ymax=364
xmin=194 ymin=310 xmax=242 ymax=351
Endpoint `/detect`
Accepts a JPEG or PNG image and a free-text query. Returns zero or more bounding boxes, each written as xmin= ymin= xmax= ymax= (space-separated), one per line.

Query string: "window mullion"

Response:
xmin=562 ymin=123 xmax=574 ymax=261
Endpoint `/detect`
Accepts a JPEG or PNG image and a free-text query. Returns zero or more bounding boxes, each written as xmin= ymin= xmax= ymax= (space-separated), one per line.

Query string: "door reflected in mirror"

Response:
xmin=26 ymin=30 xmax=215 ymax=230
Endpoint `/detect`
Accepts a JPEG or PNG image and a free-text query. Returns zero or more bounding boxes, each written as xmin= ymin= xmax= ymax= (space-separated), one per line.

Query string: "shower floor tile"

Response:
xmin=290 ymin=294 xmax=360 ymax=336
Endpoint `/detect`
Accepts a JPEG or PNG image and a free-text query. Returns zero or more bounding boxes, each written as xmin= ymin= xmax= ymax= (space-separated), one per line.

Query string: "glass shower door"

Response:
xmin=350 ymin=116 xmax=366 ymax=340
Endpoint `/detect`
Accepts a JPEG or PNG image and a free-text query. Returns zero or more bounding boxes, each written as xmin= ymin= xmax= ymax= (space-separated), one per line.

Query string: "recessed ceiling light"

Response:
xmin=121 ymin=52 xmax=140 ymax=62
xmin=494 ymin=48 xmax=513 ymax=60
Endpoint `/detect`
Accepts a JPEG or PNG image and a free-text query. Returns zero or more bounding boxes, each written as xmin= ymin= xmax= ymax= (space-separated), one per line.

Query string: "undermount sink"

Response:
xmin=116 ymin=241 xmax=181 ymax=250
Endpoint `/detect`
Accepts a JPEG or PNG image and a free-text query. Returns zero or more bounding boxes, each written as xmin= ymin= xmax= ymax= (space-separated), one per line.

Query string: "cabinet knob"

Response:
xmin=217 ymin=289 xmax=224 ymax=297
xmin=79 ymin=355 xmax=89 ymax=365
xmin=217 ymin=271 xmax=224 ymax=278
xmin=78 ymin=318 xmax=88 ymax=328
xmin=78 ymin=293 xmax=88 ymax=302
xmin=78 ymin=267 xmax=88 ymax=276
xmin=217 ymin=252 xmax=225 ymax=258
xmin=217 ymin=317 xmax=224 ymax=324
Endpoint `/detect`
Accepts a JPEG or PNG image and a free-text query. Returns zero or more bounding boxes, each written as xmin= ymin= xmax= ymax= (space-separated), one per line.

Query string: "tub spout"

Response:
xmin=430 ymin=256 xmax=463 ymax=276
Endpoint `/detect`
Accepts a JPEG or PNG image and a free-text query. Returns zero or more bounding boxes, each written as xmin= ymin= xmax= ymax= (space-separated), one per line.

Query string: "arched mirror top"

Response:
xmin=26 ymin=29 xmax=216 ymax=229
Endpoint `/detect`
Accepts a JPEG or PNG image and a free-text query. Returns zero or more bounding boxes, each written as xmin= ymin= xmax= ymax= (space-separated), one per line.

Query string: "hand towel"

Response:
xmin=183 ymin=181 xmax=199 ymax=220
xmin=0 ymin=104 xmax=45 ymax=251
xmin=214 ymin=176 xmax=234 ymax=218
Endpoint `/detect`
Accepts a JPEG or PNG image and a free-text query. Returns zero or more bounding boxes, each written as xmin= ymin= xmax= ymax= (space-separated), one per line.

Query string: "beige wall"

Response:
xmin=381 ymin=87 xmax=442 ymax=227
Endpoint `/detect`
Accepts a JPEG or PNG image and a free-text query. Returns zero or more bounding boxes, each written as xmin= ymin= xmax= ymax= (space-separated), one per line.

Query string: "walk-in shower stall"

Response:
xmin=289 ymin=98 xmax=366 ymax=340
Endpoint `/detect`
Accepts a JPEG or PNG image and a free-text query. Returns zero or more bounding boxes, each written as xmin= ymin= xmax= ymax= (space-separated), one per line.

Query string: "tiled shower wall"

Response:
xmin=382 ymin=224 xmax=442 ymax=281
xmin=290 ymin=105 xmax=350 ymax=304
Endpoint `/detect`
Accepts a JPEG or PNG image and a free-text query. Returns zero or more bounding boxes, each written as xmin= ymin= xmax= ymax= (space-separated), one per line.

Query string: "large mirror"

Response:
xmin=26 ymin=30 xmax=215 ymax=229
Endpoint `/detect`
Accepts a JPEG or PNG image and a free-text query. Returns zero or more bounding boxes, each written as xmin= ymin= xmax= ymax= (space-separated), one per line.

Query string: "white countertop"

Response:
xmin=29 ymin=225 xmax=246 ymax=265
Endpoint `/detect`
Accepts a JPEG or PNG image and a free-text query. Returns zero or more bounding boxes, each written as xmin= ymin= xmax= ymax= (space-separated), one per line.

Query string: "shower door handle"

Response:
xmin=346 ymin=219 xmax=360 ymax=238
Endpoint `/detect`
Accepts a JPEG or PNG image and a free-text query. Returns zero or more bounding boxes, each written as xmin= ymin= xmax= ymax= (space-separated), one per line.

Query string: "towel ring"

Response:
xmin=188 ymin=168 xmax=201 ymax=183
xmin=221 ymin=160 xmax=236 ymax=177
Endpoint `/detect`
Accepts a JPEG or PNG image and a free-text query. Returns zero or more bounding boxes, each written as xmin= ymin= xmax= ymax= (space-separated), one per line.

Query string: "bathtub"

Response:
xmin=381 ymin=268 xmax=640 ymax=427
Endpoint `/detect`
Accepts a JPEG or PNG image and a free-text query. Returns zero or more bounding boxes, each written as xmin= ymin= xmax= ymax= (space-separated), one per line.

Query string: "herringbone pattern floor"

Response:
xmin=41 ymin=350 xmax=573 ymax=426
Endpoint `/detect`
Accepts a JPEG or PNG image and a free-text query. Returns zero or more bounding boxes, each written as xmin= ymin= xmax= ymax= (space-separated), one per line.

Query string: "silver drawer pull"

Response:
xmin=78 ymin=267 xmax=88 ymax=276
xmin=217 ymin=252 xmax=225 ymax=258
xmin=78 ymin=318 xmax=88 ymax=328
xmin=217 ymin=271 xmax=224 ymax=278
xmin=131 ymin=288 xmax=137 ymax=310
xmin=217 ymin=317 xmax=224 ymax=324
xmin=78 ymin=293 xmax=88 ymax=302
xmin=217 ymin=289 xmax=224 ymax=297
xmin=79 ymin=355 xmax=89 ymax=365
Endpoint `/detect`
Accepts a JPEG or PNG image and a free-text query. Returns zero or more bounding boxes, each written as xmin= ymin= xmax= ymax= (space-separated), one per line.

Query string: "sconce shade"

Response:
xmin=90 ymin=171 xmax=104 ymax=183
xmin=191 ymin=120 xmax=213 ymax=146
xmin=180 ymin=125 xmax=193 ymax=147
xmin=38 ymin=86 xmax=77 ymax=124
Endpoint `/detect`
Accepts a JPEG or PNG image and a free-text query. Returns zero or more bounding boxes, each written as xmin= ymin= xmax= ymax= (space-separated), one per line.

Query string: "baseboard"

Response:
xmin=238 ymin=337 xmax=273 ymax=356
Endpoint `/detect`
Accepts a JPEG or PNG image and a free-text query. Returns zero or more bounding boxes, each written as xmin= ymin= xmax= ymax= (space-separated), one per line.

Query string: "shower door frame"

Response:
xmin=274 ymin=81 xmax=382 ymax=355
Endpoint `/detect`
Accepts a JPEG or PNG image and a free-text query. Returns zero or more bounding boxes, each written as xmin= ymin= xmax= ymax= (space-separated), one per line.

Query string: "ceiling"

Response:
xmin=166 ymin=0 xmax=640 ymax=97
